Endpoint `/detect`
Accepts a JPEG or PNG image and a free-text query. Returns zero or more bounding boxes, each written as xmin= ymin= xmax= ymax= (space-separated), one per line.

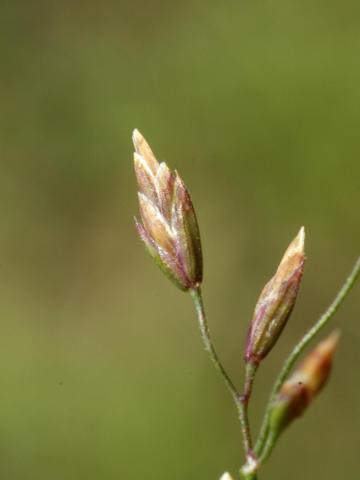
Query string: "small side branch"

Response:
xmin=255 ymin=256 xmax=360 ymax=457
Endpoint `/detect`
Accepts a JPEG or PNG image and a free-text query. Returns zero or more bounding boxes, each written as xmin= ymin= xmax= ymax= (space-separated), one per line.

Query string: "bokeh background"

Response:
xmin=1 ymin=1 xmax=359 ymax=479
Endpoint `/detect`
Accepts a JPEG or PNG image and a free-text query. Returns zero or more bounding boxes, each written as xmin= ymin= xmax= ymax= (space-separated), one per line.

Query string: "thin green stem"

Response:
xmin=238 ymin=362 xmax=259 ymax=480
xmin=256 ymin=429 xmax=278 ymax=466
xmin=190 ymin=287 xmax=240 ymax=406
xmin=191 ymin=287 xmax=256 ymax=462
xmin=255 ymin=256 xmax=360 ymax=458
xmin=240 ymin=362 xmax=258 ymax=453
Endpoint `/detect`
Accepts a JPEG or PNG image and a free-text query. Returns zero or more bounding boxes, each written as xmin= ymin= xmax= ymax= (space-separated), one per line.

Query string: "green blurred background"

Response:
xmin=1 ymin=1 xmax=359 ymax=479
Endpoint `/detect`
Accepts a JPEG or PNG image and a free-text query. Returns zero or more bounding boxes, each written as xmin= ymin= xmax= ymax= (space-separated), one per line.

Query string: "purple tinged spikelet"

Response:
xmin=245 ymin=227 xmax=306 ymax=364
xmin=133 ymin=129 xmax=203 ymax=291
xmin=269 ymin=331 xmax=339 ymax=435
